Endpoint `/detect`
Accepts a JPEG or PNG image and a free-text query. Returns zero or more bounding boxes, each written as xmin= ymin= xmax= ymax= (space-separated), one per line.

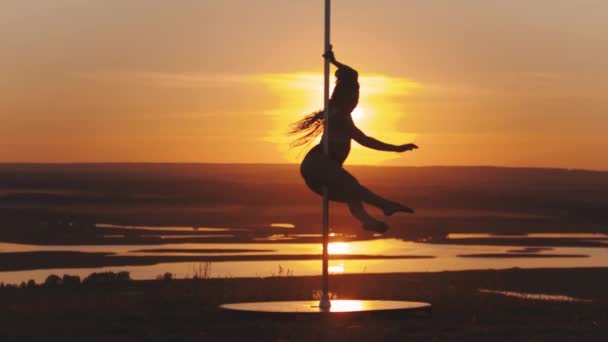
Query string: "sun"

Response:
xmin=351 ymin=106 xmax=364 ymax=122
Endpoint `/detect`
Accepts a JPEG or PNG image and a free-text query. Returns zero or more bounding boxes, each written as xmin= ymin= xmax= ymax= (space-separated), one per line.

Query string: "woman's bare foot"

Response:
xmin=362 ymin=219 xmax=389 ymax=233
xmin=383 ymin=202 xmax=414 ymax=216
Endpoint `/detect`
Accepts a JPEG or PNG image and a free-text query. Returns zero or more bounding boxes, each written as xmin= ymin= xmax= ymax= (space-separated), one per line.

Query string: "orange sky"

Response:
xmin=1 ymin=0 xmax=607 ymax=169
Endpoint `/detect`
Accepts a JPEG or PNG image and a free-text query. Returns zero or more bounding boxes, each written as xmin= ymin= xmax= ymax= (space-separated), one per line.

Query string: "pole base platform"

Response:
xmin=220 ymin=300 xmax=432 ymax=317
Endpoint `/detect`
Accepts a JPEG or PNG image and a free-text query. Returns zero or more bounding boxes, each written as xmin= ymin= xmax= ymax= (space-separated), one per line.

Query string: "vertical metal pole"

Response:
xmin=319 ymin=0 xmax=331 ymax=310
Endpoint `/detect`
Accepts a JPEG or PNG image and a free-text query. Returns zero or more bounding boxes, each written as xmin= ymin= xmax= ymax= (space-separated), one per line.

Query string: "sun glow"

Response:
xmin=256 ymin=72 xmax=421 ymax=165
xmin=351 ymin=106 xmax=364 ymax=122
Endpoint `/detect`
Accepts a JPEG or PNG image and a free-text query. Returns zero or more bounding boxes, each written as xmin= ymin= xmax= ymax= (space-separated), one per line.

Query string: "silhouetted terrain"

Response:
xmin=1 ymin=163 xmax=607 ymax=244
xmin=2 ymin=268 xmax=607 ymax=341
xmin=2 ymin=165 xmax=607 ymax=341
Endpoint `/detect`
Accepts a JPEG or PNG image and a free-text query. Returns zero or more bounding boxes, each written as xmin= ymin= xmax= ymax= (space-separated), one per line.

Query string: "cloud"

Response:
xmin=82 ymin=71 xmax=256 ymax=88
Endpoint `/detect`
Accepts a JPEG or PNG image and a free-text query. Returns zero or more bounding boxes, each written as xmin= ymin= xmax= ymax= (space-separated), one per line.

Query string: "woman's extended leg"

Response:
xmin=301 ymin=149 xmax=371 ymax=202
xmin=356 ymin=185 xmax=414 ymax=215
xmin=347 ymin=201 xmax=388 ymax=233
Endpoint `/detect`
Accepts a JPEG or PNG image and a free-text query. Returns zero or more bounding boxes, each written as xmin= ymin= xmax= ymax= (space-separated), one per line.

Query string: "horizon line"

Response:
xmin=0 ymin=162 xmax=605 ymax=173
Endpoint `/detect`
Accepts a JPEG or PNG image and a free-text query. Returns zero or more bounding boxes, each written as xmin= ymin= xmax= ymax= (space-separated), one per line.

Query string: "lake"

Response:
xmin=1 ymin=228 xmax=607 ymax=284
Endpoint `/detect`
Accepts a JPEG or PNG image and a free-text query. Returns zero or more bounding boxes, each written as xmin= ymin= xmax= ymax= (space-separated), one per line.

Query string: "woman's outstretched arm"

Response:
xmin=352 ymin=125 xmax=418 ymax=152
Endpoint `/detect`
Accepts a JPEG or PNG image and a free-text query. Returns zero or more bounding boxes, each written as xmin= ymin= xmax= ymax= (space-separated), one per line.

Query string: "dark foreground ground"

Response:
xmin=2 ymin=268 xmax=607 ymax=341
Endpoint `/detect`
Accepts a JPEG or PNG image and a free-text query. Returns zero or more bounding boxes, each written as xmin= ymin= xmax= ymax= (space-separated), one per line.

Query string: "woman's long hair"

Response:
xmin=288 ymin=109 xmax=325 ymax=148
xmin=288 ymin=66 xmax=359 ymax=148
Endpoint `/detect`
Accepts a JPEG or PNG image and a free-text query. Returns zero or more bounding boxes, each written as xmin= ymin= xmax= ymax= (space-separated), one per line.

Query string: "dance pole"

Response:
xmin=319 ymin=0 xmax=331 ymax=310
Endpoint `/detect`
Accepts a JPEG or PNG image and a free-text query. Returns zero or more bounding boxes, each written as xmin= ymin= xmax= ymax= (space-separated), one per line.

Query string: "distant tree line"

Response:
xmin=0 ymin=271 xmax=131 ymax=289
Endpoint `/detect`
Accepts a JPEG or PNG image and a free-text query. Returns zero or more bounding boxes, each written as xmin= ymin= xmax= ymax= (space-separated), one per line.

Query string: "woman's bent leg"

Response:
xmin=302 ymin=149 xmax=410 ymax=208
xmin=302 ymin=150 xmax=393 ymax=232
xmin=301 ymin=150 xmax=363 ymax=203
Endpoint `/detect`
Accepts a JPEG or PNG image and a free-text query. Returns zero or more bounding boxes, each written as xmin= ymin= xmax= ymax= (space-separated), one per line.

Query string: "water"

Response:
xmin=479 ymin=289 xmax=592 ymax=303
xmin=448 ymin=233 xmax=608 ymax=239
xmin=96 ymin=224 xmax=237 ymax=232
xmin=1 ymin=236 xmax=607 ymax=284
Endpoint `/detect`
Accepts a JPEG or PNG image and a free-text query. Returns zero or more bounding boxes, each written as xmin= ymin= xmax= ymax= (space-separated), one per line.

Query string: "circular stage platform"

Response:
xmin=220 ymin=300 xmax=432 ymax=317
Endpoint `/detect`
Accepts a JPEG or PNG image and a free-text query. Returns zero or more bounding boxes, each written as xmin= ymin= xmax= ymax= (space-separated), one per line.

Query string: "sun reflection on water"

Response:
xmin=328 ymin=262 xmax=345 ymax=274
xmin=328 ymin=242 xmax=351 ymax=254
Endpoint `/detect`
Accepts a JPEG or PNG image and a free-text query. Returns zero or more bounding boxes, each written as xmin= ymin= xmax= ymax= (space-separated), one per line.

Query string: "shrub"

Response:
xmin=192 ymin=262 xmax=212 ymax=280
xmin=117 ymin=271 xmax=130 ymax=281
xmin=83 ymin=271 xmax=131 ymax=286
xmin=44 ymin=274 xmax=62 ymax=288
xmin=62 ymin=275 xmax=81 ymax=287
xmin=156 ymin=272 xmax=173 ymax=281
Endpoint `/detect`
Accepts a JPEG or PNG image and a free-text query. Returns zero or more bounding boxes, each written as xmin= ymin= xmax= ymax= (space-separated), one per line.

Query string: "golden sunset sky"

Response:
xmin=2 ymin=0 xmax=607 ymax=169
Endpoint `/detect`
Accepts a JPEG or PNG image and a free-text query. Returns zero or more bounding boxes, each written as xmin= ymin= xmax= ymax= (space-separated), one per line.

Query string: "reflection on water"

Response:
xmin=448 ymin=233 xmax=608 ymax=239
xmin=479 ymin=289 xmax=592 ymax=303
xmin=1 ymin=237 xmax=608 ymax=284
xmin=269 ymin=223 xmax=295 ymax=229
xmin=254 ymin=234 xmax=295 ymax=242
xmin=96 ymin=224 xmax=236 ymax=232
xmin=140 ymin=234 xmax=235 ymax=239
xmin=253 ymin=233 xmax=357 ymax=242
xmin=507 ymin=247 xmax=553 ymax=253
xmin=328 ymin=262 xmax=345 ymax=274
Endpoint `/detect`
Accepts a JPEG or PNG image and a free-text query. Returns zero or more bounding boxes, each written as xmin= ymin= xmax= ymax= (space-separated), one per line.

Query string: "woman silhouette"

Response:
xmin=290 ymin=47 xmax=418 ymax=233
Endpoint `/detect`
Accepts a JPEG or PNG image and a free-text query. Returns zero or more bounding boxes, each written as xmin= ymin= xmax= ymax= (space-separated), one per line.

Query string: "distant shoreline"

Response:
xmin=1 ymin=162 xmax=606 ymax=173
